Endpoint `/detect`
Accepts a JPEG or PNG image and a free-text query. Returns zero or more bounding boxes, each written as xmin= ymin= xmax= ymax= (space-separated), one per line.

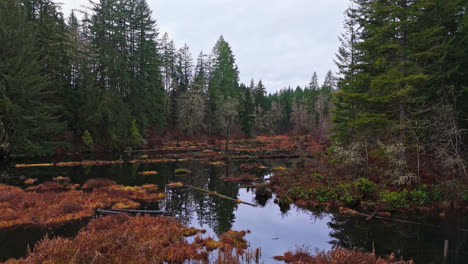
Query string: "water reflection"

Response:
xmin=2 ymin=159 xmax=468 ymax=263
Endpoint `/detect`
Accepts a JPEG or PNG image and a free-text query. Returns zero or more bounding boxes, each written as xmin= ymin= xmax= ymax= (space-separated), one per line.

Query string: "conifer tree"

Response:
xmin=0 ymin=0 xmax=63 ymax=156
xmin=192 ymin=52 xmax=209 ymax=92
xmin=240 ymin=85 xmax=256 ymax=137
xmin=208 ymin=36 xmax=240 ymax=135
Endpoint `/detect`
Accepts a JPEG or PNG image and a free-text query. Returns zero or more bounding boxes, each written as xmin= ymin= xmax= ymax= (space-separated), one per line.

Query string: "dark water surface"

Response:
xmin=1 ymin=158 xmax=468 ymax=263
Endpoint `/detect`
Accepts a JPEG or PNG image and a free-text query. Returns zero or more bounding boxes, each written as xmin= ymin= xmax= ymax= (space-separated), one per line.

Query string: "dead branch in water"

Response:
xmin=168 ymin=183 xmax=257 ymax=207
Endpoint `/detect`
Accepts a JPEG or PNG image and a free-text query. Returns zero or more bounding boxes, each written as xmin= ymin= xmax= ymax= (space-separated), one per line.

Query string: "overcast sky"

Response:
xmin=58 ymin=0 xmax=350 ymax=93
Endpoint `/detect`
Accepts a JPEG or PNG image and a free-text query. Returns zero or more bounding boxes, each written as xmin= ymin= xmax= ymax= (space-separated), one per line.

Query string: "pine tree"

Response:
xmin=208 ymin=36 xmax=240 ymax=135
xmin=192 ymin=52 xmax=209 ymax=92
xmin=0 ymin=0 xmax=63 ymax=156
xmin=240 ymin=86 xmax=256 ymax=137
xmin=309 ymin=72 xmax=320 ymax=90
xmin=160 ymin=33 xmax=176 ymax=93
xmin=253 ymin=80 xmax=267 ymax=109
xmin=331 ymin=5 xmax=362 ymax=143
xmin=127 ymin=0 xmax=165 ymax=129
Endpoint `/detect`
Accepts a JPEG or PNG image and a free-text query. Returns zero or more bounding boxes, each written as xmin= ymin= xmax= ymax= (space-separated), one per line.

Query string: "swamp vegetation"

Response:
xmin=1 ymin=0 xmax=468 ymax=263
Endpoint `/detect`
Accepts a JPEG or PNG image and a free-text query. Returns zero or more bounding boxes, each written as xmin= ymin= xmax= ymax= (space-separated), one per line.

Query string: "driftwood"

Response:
xmin=365 ymin=209 xmax=378 ymax=221
xmin=172 ymin=184 xmax=257 ymax=207
xmin=342 ymin=208 xmax=440 ymax=228
xmin=97 ymin=208 xmax=171 ymax=216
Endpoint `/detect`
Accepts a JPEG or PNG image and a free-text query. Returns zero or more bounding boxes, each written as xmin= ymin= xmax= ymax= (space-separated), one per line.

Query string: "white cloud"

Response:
xmin=58 ymin=0 xmax=350 ymax=93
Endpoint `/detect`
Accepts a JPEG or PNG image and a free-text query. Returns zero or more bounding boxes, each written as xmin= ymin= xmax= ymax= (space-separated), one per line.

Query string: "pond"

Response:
xmin=1 ymin=157 xmax=468 ymax=263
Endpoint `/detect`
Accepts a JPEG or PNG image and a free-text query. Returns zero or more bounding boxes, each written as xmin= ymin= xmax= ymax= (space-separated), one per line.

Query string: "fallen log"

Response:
xmin=366 ymin=209 xmax=377 ymax=221
xmin=186 ymin=185 xmax=257 ymax=207
xmin=340 ymin=207 xmax=440 ymax=228
xmin=168 ymin=183 xmax=257 ymax=207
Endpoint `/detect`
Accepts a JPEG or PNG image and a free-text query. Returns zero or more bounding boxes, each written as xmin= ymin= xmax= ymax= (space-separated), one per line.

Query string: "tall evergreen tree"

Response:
xmin=192 ymin=51 xmax=209 ymax=92
xmin=0 ymin=0 xmax=63 ymax=156
xmin=208 ymin=36 xmax=240 ymax=135
xmin=240 ymin=85 xmax=256 ymax=137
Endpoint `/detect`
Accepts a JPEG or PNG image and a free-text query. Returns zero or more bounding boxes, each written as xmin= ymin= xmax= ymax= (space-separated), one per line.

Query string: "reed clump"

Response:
xmin=6 ymin=214 xmax=260 ymax=264
xmin=0 ymin=180 xmax=165 ymax=230
xmin=274 ymin=247 xmax=413 ymax=264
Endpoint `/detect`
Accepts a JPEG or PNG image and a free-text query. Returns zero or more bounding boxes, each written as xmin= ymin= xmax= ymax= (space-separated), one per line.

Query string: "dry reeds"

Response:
xmin=6 ymin=215 xmax=260 ymax=264
xmin=274 ymin=247 xmax=413 ymax=264
xmin=0 ymin=180 xmax=165 ymax=230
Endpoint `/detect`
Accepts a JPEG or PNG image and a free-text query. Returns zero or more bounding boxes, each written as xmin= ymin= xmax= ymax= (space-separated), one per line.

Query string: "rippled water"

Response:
xmin=1 ymin=158 xmax=468 ymax=263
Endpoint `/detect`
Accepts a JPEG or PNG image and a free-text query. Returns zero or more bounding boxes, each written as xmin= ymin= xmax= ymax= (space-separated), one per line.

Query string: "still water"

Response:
xmin=1 ymin=158 xmax=467 ymax=263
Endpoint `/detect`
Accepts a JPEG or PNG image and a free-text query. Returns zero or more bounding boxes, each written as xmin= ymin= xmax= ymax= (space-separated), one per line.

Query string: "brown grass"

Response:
xmin=274 ymin=247 xmax=413 ymax=264
xmin=6 ymin=214 xmax=260 ymax=264
xmin=0 ymin=180 xmax=165 ymax=230
xmin=81 ymin=178 xmax=116 ymax=190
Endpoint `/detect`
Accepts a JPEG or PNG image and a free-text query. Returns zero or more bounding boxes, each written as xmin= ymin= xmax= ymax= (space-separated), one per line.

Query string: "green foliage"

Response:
xmin=288 ymin=187 xmax=314 ymax=200
xmin=438 ymin=179 xmax=462 ymax=201
xmin=314 ymin=187 xmax=337 ymax=203
xmin=429 ymin=186 xmax=444 ymax=202
xmin=279 ymin=194 xmax=292 ymax=205
xmin=82 ymin=130 xmax=94 ymax=149
xmin=129 ymin=120 xmax=144 ymax=149
xmin=0 ymin=0 xmax=64 ymax=156
xmin=410 ymin=185 xmax=429 ymax=206
xmin=461 ymin=191 xmax=468 ymax=202
xmin=313 ymin=173 xmax=324 ymax=182
xmin=239 ymin=85 xmax=256 ymax=137
xmin=354 ymin=178 xmax=377 ymax=197
xmin=334 ymin=183 xmax=358 ymax=206
xmin=331 ymin=0 xmax=467 ymax=178
xmin=379 ymin=190 xmax=409 ymax=211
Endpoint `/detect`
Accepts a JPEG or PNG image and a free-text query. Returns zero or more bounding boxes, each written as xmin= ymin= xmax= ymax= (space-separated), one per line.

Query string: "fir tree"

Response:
xmin=208 ymin=36 xmax=240 ymax=135
xmin=240 ymin=86 xmax=256 ymax=137
xmin=0 ymin=0 xmax=64 ymax=156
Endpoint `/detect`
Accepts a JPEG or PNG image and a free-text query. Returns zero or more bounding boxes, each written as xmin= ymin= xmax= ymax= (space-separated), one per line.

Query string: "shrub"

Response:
xmin=82 ymin=130 xmax=94 ymax=149
xmin=430 ymin=186 xmax=444 ymax=202
xmin=334 ymin=184 xmax=358 ymax=206
xmin=461 ymin=191 xmax=468 ymax=202
xmin=274 ymin=247 xmax=412 ymax=264
xmin=438 ymin=179 xmax=462 ymax=201
xmin=279 ymin=194 xmax=292 ymax=205
xmin=288 ymin=187 xmax=314 ymax=200
xmin=410 ymin=185 xmax=429 ymax=206
xmin=379 ymin=190 xmax=409 ymax=210
xmin=313 ymin=173 xmax=324 ymax=181
xmin=354 ymin=177 xmax=377 ymax=197
xmin=314 ymin=187 xmax=336 ymax=203
xmin=129 ymin=119 xmax=144 ymax=149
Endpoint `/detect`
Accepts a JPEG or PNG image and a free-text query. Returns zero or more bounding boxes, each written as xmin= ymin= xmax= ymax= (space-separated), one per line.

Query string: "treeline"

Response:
xmin=332 ymin=0 xmax=468 ymax=180
xmin=0 ymin=0 xmax=333 ymax=157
